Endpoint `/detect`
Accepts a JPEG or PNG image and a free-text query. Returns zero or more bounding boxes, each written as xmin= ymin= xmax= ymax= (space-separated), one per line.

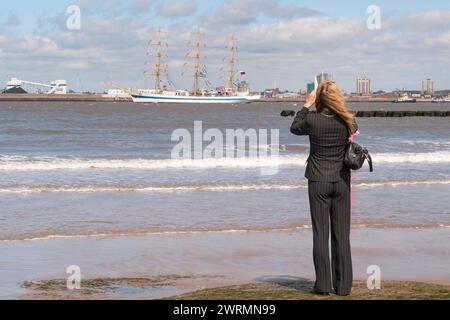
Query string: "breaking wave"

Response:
xmin=0 ymin=180 xmax=449 ymax=194
xmin=1 ymin=151 xmax=450 ymax=171
xmin=1 ymin=222 xmax=448 ymax=243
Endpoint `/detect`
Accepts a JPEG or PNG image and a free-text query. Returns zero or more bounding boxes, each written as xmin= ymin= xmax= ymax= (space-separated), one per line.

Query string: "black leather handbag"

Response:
xmin=344 ymin=142 xmax=373 ymax=172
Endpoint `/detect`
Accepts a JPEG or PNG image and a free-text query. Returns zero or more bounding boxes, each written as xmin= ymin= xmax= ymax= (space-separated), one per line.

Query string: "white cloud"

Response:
xmin=74 ymin=0 xmax=124 ymax=15
xmin=401 ymin=10 xmax=450 ymax=29
xmin=157 ymin=0 xmax=197 ymax=18
xmin=198 ymin=0 xmax=320 ymax=27
xmin=128 ymin=0 xmax=156 ymax=12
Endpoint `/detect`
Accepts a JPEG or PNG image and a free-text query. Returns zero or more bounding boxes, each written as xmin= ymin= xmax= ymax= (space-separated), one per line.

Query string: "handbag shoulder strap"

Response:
xmin=363 ymin=150 xmax=373 ymax=172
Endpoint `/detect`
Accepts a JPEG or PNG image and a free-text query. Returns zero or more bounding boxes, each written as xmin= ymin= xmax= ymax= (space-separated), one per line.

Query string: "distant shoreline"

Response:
xmin=1 ymin=93 xmax=445 ymax=103
xmin=0 ymin=94 xmax=120 ymax=102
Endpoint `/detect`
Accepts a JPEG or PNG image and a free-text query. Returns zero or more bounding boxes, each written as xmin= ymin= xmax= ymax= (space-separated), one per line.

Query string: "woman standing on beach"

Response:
xmin=290 ymin=80 xmax=358 ymax=296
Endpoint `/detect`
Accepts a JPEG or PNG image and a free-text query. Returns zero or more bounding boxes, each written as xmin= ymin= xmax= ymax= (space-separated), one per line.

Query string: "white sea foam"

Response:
xmin=0 ymin=184 xmax=305 ymax=194
xmin=1 ymin=222 xmax=448 ymax=243
xmin=0 ymin=155 xmax=303 ymax=171
xmin=0 ymin=180 xmax=448 ymax=194
xmin=0 ymin=226 xmax=313 ymax=243
xmin=0 ymin=151 xmax=450 ymax=171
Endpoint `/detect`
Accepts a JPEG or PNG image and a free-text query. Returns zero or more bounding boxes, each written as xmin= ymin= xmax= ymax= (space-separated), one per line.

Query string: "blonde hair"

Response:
xmin=315 ymin=81 xmax=357 ymax=134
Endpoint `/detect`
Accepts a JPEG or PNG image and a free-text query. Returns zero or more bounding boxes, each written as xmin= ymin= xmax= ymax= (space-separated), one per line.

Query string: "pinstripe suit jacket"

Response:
xmin=290 ymin=107 xmax=357 ymax=182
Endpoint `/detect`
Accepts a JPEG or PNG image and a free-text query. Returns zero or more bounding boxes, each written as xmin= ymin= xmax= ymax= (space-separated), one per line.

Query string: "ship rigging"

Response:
xmin=129 ymin=28 xmax=260 ymax=104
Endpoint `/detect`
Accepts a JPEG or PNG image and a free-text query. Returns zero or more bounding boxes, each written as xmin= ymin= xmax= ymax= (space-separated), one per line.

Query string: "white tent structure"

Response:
xmin=6 ymin=78 xmax=67 ymax=94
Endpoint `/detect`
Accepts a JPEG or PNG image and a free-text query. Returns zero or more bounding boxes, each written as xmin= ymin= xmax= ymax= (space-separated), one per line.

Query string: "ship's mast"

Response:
xmin=184 ymin=30 xmax=206 ymax=96
xmin=144 ymin=28 xmax=168 ymax=92
xmin=224 ymin=35 xmax=238 ymax=90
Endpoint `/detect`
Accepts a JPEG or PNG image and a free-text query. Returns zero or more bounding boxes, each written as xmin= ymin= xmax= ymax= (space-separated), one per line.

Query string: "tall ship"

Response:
xmin=130 ymin=29 xmax=260 ymax=104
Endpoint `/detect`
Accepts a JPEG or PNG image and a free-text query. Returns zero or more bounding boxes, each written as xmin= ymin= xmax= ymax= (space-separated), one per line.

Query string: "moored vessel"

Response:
xmin=130 ymin=29 xmax=260 ymax=104
xmin=392 ymin=93 xmax=417 ymax=103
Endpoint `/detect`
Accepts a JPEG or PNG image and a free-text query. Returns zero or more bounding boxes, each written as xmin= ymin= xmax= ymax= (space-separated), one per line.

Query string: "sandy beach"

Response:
xmin=19 ymin=279 xmax=450 ymax=300
xmin=2 ymin=227 xmax=448 ymax=299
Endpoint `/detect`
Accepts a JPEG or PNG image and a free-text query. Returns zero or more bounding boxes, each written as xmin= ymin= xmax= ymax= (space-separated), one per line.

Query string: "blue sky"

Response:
xmin=1 ymin=0 xmax=450 ymax=92
xmin=4 ymin=0 xmax=450 ymax=21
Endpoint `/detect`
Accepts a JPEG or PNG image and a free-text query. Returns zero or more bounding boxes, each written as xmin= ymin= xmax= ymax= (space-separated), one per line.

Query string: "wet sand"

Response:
xmin=2 ymin=227 xmax=448 ymax=300
xmin=20 ymin=278 xmax=450 ymax=300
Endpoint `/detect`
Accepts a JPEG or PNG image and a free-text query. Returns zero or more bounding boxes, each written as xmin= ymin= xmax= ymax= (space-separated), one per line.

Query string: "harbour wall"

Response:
xmin=281 ymin=110 xmax=450 ymax=117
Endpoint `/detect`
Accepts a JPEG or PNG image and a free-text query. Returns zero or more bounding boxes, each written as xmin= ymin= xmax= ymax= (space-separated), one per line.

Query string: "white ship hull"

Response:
xmin=125 ymin=32 xmax=259 ymax=105
xmin=131 ymin=92 xmax=261 ymax=104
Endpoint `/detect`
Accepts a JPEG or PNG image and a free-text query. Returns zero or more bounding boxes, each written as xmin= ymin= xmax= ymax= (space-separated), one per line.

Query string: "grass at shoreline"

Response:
xmin=20 ymin=276 xmax=450 ymax=300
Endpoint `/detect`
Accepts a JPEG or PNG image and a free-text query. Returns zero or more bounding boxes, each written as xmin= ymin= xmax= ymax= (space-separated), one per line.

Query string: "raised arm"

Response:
xmin=290 ymin=107 xmax=310 ymax=136
xmin=290 ymin=90 xmax=316 ymax=136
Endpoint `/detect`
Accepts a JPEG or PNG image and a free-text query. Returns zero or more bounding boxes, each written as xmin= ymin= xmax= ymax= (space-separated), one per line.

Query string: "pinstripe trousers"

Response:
xmin=308 ymin=178 xmax=353 ymax=295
